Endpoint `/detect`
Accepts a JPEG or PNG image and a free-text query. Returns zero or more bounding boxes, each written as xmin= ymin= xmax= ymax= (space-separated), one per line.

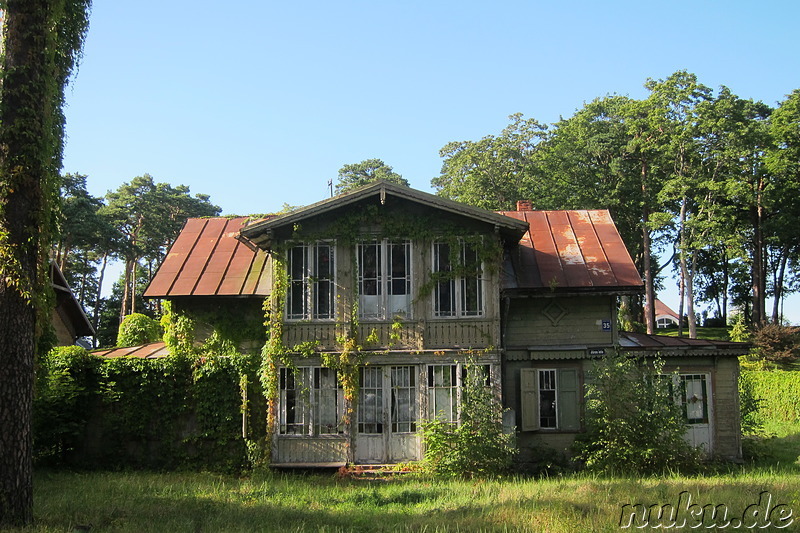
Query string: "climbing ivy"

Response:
xmin=258 ymin=203 xmax=506 ymax=446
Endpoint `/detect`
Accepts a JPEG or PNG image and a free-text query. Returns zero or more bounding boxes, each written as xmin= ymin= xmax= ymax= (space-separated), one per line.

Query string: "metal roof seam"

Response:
xmin=189 ymin=219 xmax=226 ymax=296
xmin=584 ymin=210 xmax=612 ymax=287
xmin=166 ymin=218 xmax=207 ymax=297
xmin=213 ymin=218 xmax=244 ymax=295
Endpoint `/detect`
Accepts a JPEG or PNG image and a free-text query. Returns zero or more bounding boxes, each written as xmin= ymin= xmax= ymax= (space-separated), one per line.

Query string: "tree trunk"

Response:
xmin=687 ymin=248 xmax=698 ymax=338
xmin=772 ymin=245 xmax=790 ymax=323
xmin=92 ymin=252 xmax=108 ymax=348
xmin=641 ymin=161 xmax=656 ymax=334
xmin=0 ymin=1 xmax=52 ymax=525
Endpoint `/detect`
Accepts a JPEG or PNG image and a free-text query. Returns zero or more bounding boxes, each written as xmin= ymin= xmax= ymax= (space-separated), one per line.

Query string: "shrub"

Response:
xmin=117 ymin=312 xmax=162 ymax=347
xmin=421 ymin=364 xmax=514 ymax=477
xmin=573 ymin=353 xmax=702 ymax=475
xmin=752 ymin=324 xmax=800 ymax=369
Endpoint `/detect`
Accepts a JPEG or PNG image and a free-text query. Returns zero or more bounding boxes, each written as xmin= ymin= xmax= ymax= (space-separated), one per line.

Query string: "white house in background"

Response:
xmin=655 ymin=298 xmax=680 ymax=329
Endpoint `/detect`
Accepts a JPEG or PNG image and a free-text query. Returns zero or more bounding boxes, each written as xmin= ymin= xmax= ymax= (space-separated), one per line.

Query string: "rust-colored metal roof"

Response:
xmin=499 ymin=209 xmax=643 ymax=292
xmin=144 ymin=217 xmax=271 ymax=298
xmin=93 ymin=341 xmax=170 ymax=359
xmin=619 ymin=332 xmax=749 ymax=357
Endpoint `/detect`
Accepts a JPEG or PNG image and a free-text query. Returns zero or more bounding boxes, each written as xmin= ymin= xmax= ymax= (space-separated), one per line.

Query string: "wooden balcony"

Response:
xmin=282 ymin=318 xmax=496 ymax=352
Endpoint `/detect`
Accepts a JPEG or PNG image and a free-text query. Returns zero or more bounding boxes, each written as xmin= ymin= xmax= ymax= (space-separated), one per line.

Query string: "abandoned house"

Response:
xmin=143 ymin=180 xmax=747 ymax=466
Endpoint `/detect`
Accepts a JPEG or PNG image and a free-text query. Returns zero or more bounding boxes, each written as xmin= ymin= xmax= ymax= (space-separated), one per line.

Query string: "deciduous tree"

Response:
xmin=0 ymin=0 xmax=90 ymax=525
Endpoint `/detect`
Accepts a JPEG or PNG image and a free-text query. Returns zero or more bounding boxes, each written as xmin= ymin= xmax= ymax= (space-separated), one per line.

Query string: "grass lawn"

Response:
xmin=5 ymin=455 xmax=799 ymax=532
xmin=657 ymin=327 xmax=733 ymax=342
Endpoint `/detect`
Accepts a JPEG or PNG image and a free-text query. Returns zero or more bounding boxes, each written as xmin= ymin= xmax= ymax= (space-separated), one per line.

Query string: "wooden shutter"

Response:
xmin=520 ymin=368 xmax=539 ymax=431
xmin=557 ymin=368 xmax=580 ymax=431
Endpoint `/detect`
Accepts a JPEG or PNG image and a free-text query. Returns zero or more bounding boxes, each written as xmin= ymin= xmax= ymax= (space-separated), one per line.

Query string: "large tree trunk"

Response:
xmin=0 ymin=1 xmax=52 ymax=525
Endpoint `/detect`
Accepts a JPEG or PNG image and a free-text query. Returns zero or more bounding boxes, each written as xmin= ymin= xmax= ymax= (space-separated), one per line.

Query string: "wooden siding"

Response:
xmin=504 ymin=295 xmax=615 ymax=349
xmin=273 ymin=437 xmax=348 ymax=465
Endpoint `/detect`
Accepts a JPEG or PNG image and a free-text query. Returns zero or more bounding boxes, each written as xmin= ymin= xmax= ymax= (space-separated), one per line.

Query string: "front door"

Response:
xmin=679 ymin=373 xmax=712 ymax=451
xmin=355 ymin=365 xmax=421 ymax=464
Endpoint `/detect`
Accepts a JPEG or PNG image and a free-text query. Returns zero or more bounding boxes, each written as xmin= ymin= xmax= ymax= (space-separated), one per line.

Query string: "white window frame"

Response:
xmin=432 ymin=240 xmax=485 ymax=318
xmin=286 ymin=241 xmax=336 ymax=321
xmin=278 ymin=367 xmax=345 ymax=436
xmin=426 ymin=363 xmax=492 ymax=424
xmin=357 ymin=239 xmax=412 ymax=320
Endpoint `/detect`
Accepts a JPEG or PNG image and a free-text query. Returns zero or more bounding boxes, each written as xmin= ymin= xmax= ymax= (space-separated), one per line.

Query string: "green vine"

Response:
xmin=258 ymin=204 xmax=506 ymax=450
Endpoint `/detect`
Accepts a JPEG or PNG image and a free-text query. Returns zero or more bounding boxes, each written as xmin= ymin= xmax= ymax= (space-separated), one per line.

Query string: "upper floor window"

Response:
xmin=287 ymin=242 xmax=335 ymax=320
xmin=357 ymin=240 xmax=411 ymax=320
xmin=433 ymin=241 xmax=484 ymax=318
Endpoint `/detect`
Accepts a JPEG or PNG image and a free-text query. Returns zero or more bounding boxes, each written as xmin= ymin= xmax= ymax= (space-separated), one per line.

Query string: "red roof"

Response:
xmin=146 ymin=208 xmax=642 ymax=299
xmin=93 ymin=341 xmax=170 ymax=359
xmin=619 ymin=332 xmax=748 ymax=356
xmin=144 ymin=217 xmax=270 ymax=298
xmin=499 ymin=209 xmax=642 ymax=291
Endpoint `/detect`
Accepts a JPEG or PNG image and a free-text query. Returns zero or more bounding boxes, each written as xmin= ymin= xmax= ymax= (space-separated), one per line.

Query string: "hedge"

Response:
xmin=34 ymin=346 xmax=266 ymax=472
xmin=740 ymin=370 xmax=800 ymax=431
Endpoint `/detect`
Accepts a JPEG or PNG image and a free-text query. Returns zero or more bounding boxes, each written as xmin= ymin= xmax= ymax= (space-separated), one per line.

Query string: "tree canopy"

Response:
xmin=334 ymin=158 xmax=409 ymax=194
xmin=432 ymin=71 xmax=800 ymax=332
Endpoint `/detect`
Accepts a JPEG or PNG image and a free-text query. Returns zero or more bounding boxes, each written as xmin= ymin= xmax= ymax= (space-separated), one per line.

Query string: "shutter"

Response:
xmin=557 ymin=368 xmax=580 ymax=431
xmin=520 ymin=368 xmax=539 ymax=431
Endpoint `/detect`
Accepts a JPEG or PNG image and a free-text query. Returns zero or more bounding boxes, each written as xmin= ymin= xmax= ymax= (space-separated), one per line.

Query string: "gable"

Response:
xmin=239 ymin=180 xmax=530 ymax=250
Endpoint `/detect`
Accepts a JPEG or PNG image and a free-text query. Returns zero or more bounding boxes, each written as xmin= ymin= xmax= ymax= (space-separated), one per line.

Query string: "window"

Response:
xmin=662 ymin=373 xmax=709 ymax=424
xmin=278 ymin=367 xmax=344 ymax=435
xmin=680 ymin=374 xmax=708 ymax=424
xmin=656 ymin=317 xmax=678 ymax=328
xmin=357 ymin=240 xmax=411 ymax=319
xmin=520 ymin=367 xmax=580 ymax=431
xmin=427 ymin=363 xmax=492 ymax=424
xmin=287 ymin=242 xmax=335 ymax=320
xmin=433 ymin=241 xmax=484 ymax=317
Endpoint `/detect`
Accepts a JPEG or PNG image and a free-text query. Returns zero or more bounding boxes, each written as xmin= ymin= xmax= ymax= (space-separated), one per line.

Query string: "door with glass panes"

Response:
xmin=679 ymin=373 xmax=712 ymax=450
xmin=355 ymin=366 xmax=420 ymax=464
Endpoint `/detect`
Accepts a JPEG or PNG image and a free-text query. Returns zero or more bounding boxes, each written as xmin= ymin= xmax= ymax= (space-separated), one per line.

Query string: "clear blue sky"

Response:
xmin=61 ymin=0 xmax=800 ymax=323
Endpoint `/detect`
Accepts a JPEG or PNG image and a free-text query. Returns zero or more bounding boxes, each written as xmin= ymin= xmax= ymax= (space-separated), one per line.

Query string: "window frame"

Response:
xmin=520 ymin=366 xmax=581 ymax=432
xmin=431 ymin=240 xmax=485 ymax=318
xmin=278 ymin=366 xmax=345 ymax=436
xmin=286 ymin=241 xmax=336 ymax=321
xmin=357 ymin=239 xmax=412 ymax=321
xmin=426 ymin=363 xmax=492 ymax=424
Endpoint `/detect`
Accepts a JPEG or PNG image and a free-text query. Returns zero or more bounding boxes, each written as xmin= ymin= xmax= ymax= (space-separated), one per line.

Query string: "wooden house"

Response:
xmin=144 ymin=181 xmax=747 ymax=466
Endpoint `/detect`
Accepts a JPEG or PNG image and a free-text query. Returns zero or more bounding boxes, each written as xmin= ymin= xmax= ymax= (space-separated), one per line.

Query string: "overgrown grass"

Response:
xmin=658 ymin=326 xmax=732 ymax=341
xmin=5 ymin=462 xmax=799 ymax=532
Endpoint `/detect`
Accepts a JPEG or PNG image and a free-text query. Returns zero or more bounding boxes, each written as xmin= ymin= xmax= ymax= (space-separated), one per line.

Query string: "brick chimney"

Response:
xmin=516 ymin=200 xmax=533 ymax=211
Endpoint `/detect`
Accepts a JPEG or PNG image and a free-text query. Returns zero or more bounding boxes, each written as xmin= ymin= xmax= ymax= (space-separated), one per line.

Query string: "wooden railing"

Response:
xmin=282 ymin=318 xmax=496 ymax=351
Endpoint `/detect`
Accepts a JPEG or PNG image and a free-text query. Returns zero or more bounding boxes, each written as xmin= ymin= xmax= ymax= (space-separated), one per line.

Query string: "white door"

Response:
xmin=355 ymin=365 xmax=420 ymax=464
xmin=680 ymin=373 xmax=712 ymax=451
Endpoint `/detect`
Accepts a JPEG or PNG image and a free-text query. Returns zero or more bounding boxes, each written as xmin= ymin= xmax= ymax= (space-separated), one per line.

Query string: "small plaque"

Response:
xmin=601 ymin=319 xmax=612 ymax=331
xmin=589 ymin=348 xmax=606 ymax=356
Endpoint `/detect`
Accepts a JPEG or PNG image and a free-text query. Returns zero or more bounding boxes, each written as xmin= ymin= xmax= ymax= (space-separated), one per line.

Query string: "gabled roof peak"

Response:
xmin=240 ymin=181 xmax=530 ymax=249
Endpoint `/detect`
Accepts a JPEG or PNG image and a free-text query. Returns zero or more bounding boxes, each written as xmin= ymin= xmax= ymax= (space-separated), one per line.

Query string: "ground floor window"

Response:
xmin=279 ymin=367 xmax=344 ymax=435
xmin=520 ymin=367 xmax=580 ymax=432
xmin=427 ymin=363 xmax=491 ymax=424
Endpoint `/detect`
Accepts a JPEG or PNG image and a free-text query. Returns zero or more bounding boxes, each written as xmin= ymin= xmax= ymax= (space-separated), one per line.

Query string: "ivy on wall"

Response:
xmin=258 ymin=203 xmax=506 ymax=447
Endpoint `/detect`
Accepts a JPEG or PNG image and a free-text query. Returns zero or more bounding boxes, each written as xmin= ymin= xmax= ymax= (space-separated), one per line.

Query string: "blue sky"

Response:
xmin=61 ymin=0 xmax=800 ymax=323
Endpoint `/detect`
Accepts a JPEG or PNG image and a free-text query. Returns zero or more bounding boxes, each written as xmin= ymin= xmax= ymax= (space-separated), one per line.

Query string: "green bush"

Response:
xmin=117 ymin=312 xmax=162 ymax=347
xmin=33 ymin=346 xmax=263 ymax=472
xmin=573 ymin=354 xmax=702 ymax=475
xmin=33 ymin=346 xmax=103 ymax=464
xmin=421 ymin=364 xmax=514 ymax=477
